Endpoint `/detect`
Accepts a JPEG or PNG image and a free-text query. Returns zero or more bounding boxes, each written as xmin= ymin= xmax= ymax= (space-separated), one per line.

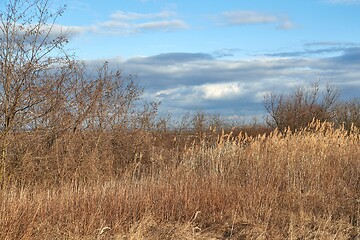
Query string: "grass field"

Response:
xmin=0 ymin=120 xmax=359 ymax=239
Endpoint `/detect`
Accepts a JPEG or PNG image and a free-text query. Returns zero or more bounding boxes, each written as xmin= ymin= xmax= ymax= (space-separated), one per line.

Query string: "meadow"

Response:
xmin=0 ymin=120 xmax=358 ymax=239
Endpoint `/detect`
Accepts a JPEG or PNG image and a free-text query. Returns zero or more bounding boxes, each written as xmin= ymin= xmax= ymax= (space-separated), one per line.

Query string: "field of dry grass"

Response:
xmin=0 ymin=120 xmax=359 ymax=239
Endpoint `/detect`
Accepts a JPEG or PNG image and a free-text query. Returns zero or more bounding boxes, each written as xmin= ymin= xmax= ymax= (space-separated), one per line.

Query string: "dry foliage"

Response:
xmin=264 ymin=83 xmax=340 ymax=131
xmin=0 ymin=120 xmax=358 ymax=239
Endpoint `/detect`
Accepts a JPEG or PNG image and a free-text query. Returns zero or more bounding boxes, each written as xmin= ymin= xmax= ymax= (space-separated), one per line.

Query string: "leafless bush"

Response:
xmin=264 ymin=83 xmax=339 ymax=130
xmin=334 ymin=98 xmax=360 ymax=130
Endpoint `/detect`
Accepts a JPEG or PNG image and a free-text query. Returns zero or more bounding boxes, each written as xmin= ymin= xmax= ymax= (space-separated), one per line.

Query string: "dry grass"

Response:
xmin=0 ymin=120 xmax=359 ymax=239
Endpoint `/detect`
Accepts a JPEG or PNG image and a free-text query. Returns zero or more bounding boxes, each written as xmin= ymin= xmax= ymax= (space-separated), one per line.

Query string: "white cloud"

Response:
xmin=0 ymin=22 xmax=87 ymax=44
xmin=110 ymin=10 xmax=176 ymax=20
xmin=95 ymin=10 xmax=188 ymax=34
xmin=277 ymin=20 xmax=296 ymax=30
xmin=221 ymin=11 xmax=278 ymax=25
xmin=219 ymin=10 xmax=295 ymax=30
xmin=54 ymin=10 xmax=188 ymax=36
xmin=200 ymin=82 xmax=243 ymax=100
xmin=254 ymin=91 xmax=272 ymax=102
xmin=135 ymin=20 xmax=188 ymax=31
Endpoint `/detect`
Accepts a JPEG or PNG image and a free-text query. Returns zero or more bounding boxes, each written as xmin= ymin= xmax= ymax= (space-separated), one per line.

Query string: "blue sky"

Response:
xmin=41 ymin=0 xmax=360 ymax=119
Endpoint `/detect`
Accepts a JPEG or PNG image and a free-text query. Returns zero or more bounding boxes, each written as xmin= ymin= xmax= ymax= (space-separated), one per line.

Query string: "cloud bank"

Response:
xmin=87 ymin=45 xmax=360 ymax=118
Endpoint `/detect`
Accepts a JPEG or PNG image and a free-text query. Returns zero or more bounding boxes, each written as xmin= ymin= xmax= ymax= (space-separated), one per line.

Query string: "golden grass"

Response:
xmin=0 ymin=120 xmax=359 ymax=239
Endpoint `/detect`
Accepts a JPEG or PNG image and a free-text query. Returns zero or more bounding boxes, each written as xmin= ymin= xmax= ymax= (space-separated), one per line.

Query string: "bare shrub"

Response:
xmin=334 ymin=98 xmax=360 ymax=130
xmin=264 ymin=83 xmax=339 ymax=130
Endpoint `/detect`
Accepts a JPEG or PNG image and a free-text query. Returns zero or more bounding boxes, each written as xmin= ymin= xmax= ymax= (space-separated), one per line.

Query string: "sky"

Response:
xmin=21 ymin=0 xmax=360 ymax=120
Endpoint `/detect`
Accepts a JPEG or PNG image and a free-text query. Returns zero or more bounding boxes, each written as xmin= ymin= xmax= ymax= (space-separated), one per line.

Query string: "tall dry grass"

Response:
xmin=0 ymin=120 xmax=359 ymax=239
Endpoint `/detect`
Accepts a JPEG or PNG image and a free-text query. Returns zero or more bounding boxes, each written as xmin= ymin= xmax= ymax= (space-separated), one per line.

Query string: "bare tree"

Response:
xmin=66 ymin=62 xmax=144 ymax=132
xmin=0 ymin=0 xmax=71 ymax=183
xmin=0 ymin=0 xmax=153 ymax=186
xmin=264 ymin=83 xmax=339 ymax=131
xmin=334 ymin=98 xmax=360 ymax=130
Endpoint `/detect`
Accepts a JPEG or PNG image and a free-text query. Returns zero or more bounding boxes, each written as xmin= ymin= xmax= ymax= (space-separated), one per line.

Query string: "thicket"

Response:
xmin=264 ymin=83 xmax=360 ymax=131
xmin=0 ymin=0 xmax=160 ymax=186
xmin=0 ymin=1 xmax=359 ymax=239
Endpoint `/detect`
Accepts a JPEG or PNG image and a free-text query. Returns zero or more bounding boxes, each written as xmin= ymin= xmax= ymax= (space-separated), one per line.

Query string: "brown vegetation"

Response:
xmin=1 ymin=1 xmax=359 ymax=239
xmin=264 ymin=82 xmax=360 ymax=133
xmin=0 ymin=120 xmax=359 ymax=239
